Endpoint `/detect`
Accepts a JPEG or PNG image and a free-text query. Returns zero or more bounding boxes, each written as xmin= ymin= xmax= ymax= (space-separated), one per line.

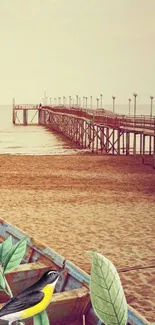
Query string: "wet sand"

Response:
xmin=0 ymin=155 xmax=155 ymax=322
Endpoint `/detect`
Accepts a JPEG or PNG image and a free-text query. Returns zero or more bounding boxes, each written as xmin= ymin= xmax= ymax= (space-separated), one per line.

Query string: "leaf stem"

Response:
xmin=4 ymin=277 xmax=13 ymax=298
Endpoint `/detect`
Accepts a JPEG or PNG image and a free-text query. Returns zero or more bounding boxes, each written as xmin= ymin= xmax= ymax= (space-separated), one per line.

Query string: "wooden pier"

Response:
xmin=12 ymin=102 xmax=155 ymax=167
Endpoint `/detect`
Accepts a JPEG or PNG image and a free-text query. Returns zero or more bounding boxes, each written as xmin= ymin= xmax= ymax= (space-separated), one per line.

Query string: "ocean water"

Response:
xmin=0 ymin=104 xmax=153 ymax=155
xmin=0 ymin=105 xmax=78 ymax=155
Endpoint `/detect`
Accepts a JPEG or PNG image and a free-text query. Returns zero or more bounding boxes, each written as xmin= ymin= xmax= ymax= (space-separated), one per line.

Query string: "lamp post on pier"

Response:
xmin=54 ymin=98 xmax=57 ymax=106
xmin=79 ymin=97 xmax=81 ymax=107
xmin=112 ymin=96 xmax=116 ymax=113
xmin=83 ymin=97 xmax=85 ymax=109
xmin=128 ymin=98 xmax=131 ymax=116
xmin=44 ymin=91 xmax=47 ymax=106
xmin=85 ymin=97 xmax=88 ymax=111
xmin=96 ymin=98 xmax=99 ymax=109
xmin=90 ymin=96 xmax=92 ymax=110
xmin=100 ymin=94 xmax=103 ymax=109
xmin=133 ymin=93 xmax=138 ymax=127
xmin=150 ymin=96 xmax=154 ymax=118
xmin=50 ymin=97 xmax=52 ymax=106
xmin=76 ymin=95 xmax=79 ymax=107
xmin=58 ymin=97 xmax=61 ymax=106
xmin=69 ymin=96 xmax=72 ymax=106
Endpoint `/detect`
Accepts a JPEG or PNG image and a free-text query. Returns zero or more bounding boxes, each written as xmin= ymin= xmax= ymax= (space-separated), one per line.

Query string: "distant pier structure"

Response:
xmin=12 ymin=99 xmax=40 ymax=125
xmin=12 ymin=99 xmax=155 ymax=167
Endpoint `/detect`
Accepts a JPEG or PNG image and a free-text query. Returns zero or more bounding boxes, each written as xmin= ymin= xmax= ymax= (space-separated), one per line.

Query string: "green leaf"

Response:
xmin=89 ymin=251 xmax=128 ymax=325
xmin=0 ymin=269 xmax=6 ymax=291
xmin=3 ymin=236 xmax=28 ymax=274
xmin=0 ymin=236 xmax=12 ymax=264
xmin=33 ymin=310 xmax=50 ymax=325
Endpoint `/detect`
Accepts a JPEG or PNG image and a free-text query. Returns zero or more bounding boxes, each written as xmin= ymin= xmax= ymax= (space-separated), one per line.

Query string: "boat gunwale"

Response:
xmin=0 ymin=218 xmax=90 ymax=287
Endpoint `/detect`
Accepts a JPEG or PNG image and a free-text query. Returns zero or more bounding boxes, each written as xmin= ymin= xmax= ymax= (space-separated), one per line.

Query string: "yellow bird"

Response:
xmin=0 ymin=269 xmax=63 ymax=325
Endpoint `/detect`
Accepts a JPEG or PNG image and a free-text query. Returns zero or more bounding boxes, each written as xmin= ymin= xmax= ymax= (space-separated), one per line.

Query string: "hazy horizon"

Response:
xmin=0 ymin=1 xmax=155 ymax=107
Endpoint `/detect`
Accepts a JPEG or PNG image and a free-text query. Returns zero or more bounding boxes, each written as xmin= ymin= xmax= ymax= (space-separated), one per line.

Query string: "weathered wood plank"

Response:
xmin=47 ymin=287 xmax=90 ymax=325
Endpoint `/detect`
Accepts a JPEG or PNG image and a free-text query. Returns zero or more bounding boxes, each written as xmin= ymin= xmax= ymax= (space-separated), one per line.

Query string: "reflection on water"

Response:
xmin=0 ymin=106 xmax=78 ymax=155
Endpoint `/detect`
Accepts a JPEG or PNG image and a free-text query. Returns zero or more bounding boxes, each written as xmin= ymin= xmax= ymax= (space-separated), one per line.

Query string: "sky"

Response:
xmin=0 ymin=0 xmax=155 ymax=107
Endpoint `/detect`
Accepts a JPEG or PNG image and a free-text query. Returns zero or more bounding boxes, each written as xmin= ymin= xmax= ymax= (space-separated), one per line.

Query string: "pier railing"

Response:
xmin=14 ymin=104 xmax=40 ymax=110
xmin=40 ymin=105 xmax=155 ymax=134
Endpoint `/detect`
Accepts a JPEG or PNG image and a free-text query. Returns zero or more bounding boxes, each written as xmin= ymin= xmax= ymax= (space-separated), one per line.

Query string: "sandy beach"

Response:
xmin=0 ymin=154 xmax=155 ymax=322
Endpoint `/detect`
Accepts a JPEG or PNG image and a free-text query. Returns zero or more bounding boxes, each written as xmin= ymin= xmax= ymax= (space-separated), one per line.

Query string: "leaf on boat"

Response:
xmin=3 ymin=236 xmax=28 ymax=274
xmin=88 ymin=251 xmax=128 ymax=325
xmin=33 ymin=310 xmax=50 ymax=325
xmin=0 ymin=236 xmax=12 ymax=264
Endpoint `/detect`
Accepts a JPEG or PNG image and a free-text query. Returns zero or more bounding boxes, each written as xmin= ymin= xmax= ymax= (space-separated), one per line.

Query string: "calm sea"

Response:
xmin=0 ymin=105 xmax=78 ymax=155
xmin=0 ymin=104 xmax=152 ymax=155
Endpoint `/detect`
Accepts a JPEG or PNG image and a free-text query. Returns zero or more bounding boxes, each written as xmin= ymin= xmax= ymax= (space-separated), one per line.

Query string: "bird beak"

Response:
xmin=59 ymin=268 xmax=68 ymax=276
xmin=53 ymin=268 xmax=68 ymax=294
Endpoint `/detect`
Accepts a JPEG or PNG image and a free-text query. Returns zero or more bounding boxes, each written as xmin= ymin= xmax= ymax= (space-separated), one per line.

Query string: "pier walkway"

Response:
xmin=12 ymin=104 xmax=155 ymax=167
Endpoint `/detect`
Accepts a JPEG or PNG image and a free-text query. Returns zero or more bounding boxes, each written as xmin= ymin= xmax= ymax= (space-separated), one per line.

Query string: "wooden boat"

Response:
xmin=0 ymin=218 xmax=150 ymax=325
